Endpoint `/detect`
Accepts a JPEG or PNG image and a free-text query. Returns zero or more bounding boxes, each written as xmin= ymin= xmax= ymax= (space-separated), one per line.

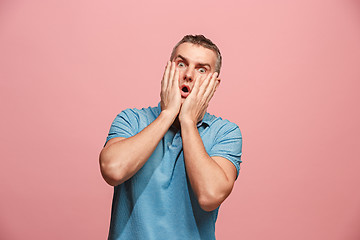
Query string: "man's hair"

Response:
xmin=170 ymin=35 xmax=222 ymax=74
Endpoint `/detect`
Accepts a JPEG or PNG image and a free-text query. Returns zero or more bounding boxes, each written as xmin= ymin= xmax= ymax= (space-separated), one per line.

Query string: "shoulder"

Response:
xmin=116 ymin=103 xmax=161 ymax=121
xmin=112 ymin=104 xmax=161 ymax=132
xmin=204 ymin=112 xmax=242 ymax=139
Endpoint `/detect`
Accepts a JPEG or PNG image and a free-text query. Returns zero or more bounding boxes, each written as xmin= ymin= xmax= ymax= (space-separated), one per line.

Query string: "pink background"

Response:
xmin=1 ymin=0 xmax=360 ymax=239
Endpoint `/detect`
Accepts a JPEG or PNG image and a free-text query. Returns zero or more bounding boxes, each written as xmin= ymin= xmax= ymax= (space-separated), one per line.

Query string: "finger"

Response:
xmin=206 ymin=76 xmax=219 ymax=103
xmin=173 ymin=67 xmax=180 ymax=90
xmin=204 ymin=72 xmax=218 ymax=99
xmin=191 ymin=74 xmax=202 ymax=95
xmin=198 ymin=72 xmax=214 ymax=96
xmin=203 ymin=75 xmax=216 ymax=103
xmin=168 ymin=61 xmax=176 ymax=89
xmin=162 ymin=61 xmax=171 ymax=92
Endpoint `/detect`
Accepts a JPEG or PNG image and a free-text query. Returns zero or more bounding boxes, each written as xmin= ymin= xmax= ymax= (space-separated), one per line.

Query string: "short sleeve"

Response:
xmin=104 ymin=109 xmax=140 ymax=147
xmin=209 ymin=123 xmax=243 ymax=179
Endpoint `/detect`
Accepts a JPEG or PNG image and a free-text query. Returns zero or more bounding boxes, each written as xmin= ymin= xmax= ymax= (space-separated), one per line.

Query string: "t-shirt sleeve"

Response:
xmin=104 ymin=108 xmax=139 ymax=147
xmin=209 ymin=122 xmax=243 ymax=179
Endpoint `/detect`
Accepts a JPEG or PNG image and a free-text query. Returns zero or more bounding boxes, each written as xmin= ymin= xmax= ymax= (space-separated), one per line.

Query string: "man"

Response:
xmin=100 ymin=35 xmax=242 ymax=240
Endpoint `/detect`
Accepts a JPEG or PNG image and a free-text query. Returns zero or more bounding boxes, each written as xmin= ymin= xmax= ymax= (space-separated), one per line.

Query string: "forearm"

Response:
xmin=181 ymin=120 xmax=232 ymax=211
xmin=100 ymin=110 xmax=177 ymax=186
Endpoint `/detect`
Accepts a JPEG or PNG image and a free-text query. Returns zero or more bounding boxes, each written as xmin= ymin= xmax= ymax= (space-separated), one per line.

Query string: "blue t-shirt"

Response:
xmin=104 ymin=102 xmax=242 ymax=240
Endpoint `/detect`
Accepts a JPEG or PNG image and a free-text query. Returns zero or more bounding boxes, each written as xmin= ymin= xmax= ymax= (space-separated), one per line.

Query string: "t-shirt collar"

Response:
xmin=156 ymin=102 xmax=211 ymax=128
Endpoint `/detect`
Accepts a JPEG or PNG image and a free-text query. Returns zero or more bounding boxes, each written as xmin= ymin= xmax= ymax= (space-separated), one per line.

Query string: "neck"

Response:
xmin=172 ymin=115 xmax=181 ymax=130
xmin=171 ymin=112 xmax=206 ymax=131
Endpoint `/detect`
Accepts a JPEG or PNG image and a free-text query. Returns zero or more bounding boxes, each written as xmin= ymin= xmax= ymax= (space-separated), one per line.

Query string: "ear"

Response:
xmin=215 ymin=78 xmax=221 ymax=91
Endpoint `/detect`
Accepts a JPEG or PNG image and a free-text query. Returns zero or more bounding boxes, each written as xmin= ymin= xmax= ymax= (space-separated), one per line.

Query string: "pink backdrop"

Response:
xmin=1 ymin=0 xmax=360 ymax=239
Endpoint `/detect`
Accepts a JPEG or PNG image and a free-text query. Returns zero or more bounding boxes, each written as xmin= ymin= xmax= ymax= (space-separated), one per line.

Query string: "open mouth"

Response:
xmin=180 ymin=84 xmax=190 ymax=98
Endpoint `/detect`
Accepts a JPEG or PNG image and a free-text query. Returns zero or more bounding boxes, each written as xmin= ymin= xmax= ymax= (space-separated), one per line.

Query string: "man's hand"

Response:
xmin=160 ymin=61 xmax=181 ymax=117
xmin=179 ymin=72 xmax=219 ymax=125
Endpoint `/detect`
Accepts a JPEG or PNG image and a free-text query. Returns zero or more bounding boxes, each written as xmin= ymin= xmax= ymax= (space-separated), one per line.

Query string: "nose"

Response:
xmin=184 ymin=68 xmax=194 ymax=82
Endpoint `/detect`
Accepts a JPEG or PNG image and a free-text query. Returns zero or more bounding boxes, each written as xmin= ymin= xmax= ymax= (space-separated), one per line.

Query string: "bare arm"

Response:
xmin=99 ymin=110 xmax=177 ymax=186
xmin=179 ymin=72 xmax=237 ymax=211
xmin=181 ymin=120 xmax=237 ymax=212
xmin=99 ymin=61 xmax=181 ymax=186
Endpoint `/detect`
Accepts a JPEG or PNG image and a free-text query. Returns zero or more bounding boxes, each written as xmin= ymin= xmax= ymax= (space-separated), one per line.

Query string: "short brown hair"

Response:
xmin=170 ymin=35 xmax=222 ymax=74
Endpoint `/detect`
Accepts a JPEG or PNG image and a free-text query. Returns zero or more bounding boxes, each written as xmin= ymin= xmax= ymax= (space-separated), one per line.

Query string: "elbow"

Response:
xmin=198 ymin=192 xmax=226 ymax=212
xmin=99 ymin=149 xmax=125 ymax=186
xmin=197 ymin=184 xmax=234 ymax=212
xmin=100 ymin=167 xmax=123 ymax=186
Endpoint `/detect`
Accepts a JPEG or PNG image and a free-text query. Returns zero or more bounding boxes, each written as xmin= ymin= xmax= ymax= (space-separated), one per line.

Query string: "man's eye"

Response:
xmin=178 ymin=62 xmax=185 ymax=67
xmin=198 ymin=68 xmax=206 ymax=73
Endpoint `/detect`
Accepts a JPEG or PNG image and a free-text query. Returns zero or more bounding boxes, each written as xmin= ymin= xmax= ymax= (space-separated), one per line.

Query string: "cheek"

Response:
xmin=198 ymin=74 xmax=207 ymax=85
xmin=177 ymin=68 xmax=186 ymax=78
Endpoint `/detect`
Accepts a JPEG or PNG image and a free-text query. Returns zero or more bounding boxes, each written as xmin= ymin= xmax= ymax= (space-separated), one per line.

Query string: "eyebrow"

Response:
xmin=176 ymin=55 xmax=211 ymax=69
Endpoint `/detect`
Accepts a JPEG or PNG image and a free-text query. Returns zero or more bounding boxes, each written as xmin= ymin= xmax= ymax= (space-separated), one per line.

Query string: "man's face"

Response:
xmin=172 ymin=42 xmax=218 ymax=103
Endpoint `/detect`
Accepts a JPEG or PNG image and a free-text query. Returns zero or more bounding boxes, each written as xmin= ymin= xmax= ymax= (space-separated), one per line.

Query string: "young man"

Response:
xmin=100 ymin=35 xmax=242 ymax=240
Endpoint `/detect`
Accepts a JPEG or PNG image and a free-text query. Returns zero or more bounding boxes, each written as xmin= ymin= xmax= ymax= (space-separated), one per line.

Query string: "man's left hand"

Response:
xmin=179 ymin=72 xmax=219 ymax=125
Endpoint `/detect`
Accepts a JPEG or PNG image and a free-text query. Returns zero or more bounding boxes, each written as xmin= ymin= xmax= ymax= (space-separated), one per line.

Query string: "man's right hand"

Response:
xmin=160 ymin=61 xmax=181 ymax=117
xmin=100 ymin=61 xmax=182 ymax=186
